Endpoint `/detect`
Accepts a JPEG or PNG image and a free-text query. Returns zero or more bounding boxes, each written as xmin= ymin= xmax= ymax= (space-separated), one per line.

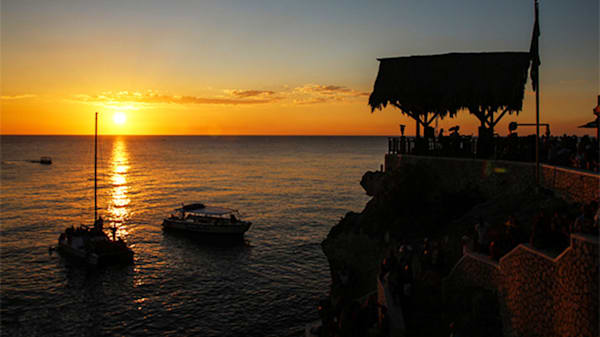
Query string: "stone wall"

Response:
xmin=540 ymin=165 xmax=599 ymax=204
xmin=385 ymin=154 xmax=599 ymax=204
xmin=445 ymin=252 xmax=501 ymax=291
xmin=443 ymin=234 xmax=599 ymax=337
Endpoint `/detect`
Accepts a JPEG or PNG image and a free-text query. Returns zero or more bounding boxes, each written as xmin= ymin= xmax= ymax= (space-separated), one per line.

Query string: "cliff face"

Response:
xmin=321 ymin=158 xmax=573 ymax=300
xmin=321 ymin=156 xmax=586 ymax=336
xmin=322 ymin=162 xmax=485 ymax=298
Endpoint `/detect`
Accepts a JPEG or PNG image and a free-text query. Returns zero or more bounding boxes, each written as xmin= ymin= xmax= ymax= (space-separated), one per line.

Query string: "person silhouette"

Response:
xmin=94 ymin=216 xmax=104 ymax=231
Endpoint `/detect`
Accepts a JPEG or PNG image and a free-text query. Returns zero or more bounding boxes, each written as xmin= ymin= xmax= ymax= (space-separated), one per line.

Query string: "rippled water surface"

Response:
xmin=1 ymin=136 xmax=386 ymax=336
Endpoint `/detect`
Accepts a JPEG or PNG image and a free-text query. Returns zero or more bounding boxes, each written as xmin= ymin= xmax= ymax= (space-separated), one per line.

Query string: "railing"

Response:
xmin=388 ymin=136 xmax=600 ymax=172
xmin=388 ymin=136 xmax=478 ymax=158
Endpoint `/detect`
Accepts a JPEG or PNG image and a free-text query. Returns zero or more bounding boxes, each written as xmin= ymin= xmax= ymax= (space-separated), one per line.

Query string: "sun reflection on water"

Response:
xmin=108 ymin=138 xmax=131 ymax=238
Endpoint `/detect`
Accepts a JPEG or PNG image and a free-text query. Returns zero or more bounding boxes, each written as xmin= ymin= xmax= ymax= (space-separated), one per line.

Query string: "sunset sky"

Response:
xmin=1 ymin=0 xmax=597 ymax=136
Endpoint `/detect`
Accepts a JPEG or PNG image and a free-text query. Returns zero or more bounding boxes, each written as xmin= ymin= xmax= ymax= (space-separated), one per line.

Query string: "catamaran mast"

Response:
xmin=94 ymin=112 xmax=98 ymax=221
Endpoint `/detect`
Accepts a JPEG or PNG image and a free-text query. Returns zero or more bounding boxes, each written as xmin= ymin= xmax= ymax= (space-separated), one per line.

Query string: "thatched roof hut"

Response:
xmin=369 ymin=52 xmax=531 ymax=131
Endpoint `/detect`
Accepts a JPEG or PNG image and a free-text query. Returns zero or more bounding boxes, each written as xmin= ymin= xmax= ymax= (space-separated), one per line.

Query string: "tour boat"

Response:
xmin=162 ymin=203 xmax=251 ymax=237
xmin=56 ymin=112 xmax=134 ymax=266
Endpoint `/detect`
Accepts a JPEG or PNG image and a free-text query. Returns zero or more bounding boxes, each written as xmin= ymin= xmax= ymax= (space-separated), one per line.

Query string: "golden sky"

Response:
xmin=1 ymin=1 xmax=597 ymax=136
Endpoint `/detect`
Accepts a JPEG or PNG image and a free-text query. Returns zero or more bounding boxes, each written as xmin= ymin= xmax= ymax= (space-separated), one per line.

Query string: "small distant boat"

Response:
xmin=56 ymin=112 xmax=133 ymax=266
xmin=162 ymin=203 xmax=251 ymax=237
xmin=28 ymin=156 xmax=52 ymax=164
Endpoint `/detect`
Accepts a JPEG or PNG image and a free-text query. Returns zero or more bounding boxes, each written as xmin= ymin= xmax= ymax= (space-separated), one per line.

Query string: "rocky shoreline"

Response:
xmin=319 ymin=160 xmax=585 ymax=336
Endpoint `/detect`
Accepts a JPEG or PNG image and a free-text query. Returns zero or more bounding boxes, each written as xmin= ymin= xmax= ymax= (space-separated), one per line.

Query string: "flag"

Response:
xmin=529 ymin=0 xmax=540 ymax=91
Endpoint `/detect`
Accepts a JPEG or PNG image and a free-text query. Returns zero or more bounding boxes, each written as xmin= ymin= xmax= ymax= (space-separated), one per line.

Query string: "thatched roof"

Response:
xmin=368 ymin=52 xmax=531 ymax=118
xmin=578 ymin=120 xmax=599 ymax=129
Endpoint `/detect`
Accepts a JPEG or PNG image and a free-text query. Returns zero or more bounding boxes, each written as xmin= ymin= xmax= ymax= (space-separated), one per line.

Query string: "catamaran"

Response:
xmin=56 ymin=112 xmax=134 ymax=266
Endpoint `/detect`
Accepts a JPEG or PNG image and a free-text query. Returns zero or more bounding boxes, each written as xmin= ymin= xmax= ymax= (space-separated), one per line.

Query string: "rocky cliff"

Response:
xmin=320 ymin=158 xmax=577 ymax=336
xmin=322 ymin=161 xmax=485 ymax=299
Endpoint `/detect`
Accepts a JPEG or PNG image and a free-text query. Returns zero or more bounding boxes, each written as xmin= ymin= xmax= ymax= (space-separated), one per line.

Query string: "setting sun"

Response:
xmin=113 ymin=112 xmax=126 ymax=125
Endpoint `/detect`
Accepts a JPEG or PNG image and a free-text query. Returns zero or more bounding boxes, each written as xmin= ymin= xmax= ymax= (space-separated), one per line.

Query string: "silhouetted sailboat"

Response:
xmin=56 ymin=112 xmax=134 ymax=266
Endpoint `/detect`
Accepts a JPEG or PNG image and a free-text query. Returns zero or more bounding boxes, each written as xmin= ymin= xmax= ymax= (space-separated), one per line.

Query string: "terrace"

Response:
xmin=369 ymin=52 xmax=599 ymax=173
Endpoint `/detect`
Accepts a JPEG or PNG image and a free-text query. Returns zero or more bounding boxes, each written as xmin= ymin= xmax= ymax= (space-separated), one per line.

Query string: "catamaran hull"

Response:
xmin=162 ymin=219 xmax=251 ymax=236
xmin=57 ymin=242 xmax=133 ymax=266
xmin=57 ymin=243 xmax=99 ymax=265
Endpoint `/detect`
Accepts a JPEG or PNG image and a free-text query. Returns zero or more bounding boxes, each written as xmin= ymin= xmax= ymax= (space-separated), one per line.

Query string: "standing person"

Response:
xmin=94 ymin=216 xmax=104 ymax=231
xmin=573 ymin=203 xmax=595 ymax=234
xmin=589 ymin=201 xmax=599 ymax=234
xmin=504 ymin=215 xmax=523 ymax=251
xmin=400 ymin=262 xmax=413 ymax=330
xmin=475 ymin=217 xmax=490 ymax=254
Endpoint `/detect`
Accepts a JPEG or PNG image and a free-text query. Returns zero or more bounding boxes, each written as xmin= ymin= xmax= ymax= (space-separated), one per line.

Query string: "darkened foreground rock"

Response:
xmin=322 ymin=162 xmax=488 ymax=336
xmin=321 ymin=158 xmax=596 ymax=336
xmin=360 ymin=171 xmax=385 ymax=197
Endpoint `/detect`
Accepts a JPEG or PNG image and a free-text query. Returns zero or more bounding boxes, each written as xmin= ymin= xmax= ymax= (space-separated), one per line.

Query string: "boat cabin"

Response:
xmin=173 ymin=204 xmax=243 ymax=223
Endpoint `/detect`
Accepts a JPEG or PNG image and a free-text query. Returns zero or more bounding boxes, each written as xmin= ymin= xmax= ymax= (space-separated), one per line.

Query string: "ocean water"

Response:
xmin=0 ymin=135 xmax=386 ymax=337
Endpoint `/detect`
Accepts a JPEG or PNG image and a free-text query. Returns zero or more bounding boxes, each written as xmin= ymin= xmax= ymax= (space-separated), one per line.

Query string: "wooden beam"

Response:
xmin=490 ymin=107 xmax=510 ymax=128
xmin=392 ymin=102 xmax=421 ymax=124
xmin=471 ymin=107 xmax=486 ymax=127
xmin=426 ymin=112 xmax=437 ymax=125
xmin=389 ymin=102 xmax=440 ymax=127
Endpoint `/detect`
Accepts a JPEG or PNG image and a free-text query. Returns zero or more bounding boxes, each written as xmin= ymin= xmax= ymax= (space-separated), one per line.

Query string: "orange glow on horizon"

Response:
xmin=1 ymin=1 xmax=596 ymax=137
xmin=0 ymin=89 xmax=597 ymax=137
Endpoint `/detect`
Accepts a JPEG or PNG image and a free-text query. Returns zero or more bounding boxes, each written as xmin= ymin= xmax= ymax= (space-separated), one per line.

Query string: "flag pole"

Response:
xmin=532 ymin=0 xmax=541 ymax=186
xmin=535 ymin=71 xmax=540 ymax=186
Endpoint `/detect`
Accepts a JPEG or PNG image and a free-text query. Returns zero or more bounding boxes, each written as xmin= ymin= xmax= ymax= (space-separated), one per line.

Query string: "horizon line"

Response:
xmin=0 ymin=133 xmax=398 ymax=137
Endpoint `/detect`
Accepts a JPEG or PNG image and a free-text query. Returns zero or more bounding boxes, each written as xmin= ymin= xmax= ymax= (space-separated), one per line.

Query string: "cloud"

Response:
xmin=70 ymin=84 xmax=368 ymax=107
xmin=73 ymin=90 xmax=276 ymax=105
xmin=302 ymin=85 xmax=350 ymax=94
xmin=289 ymin=84 xmax=369 ymax=104
xmin=1 ymin=94 xmax=36 ymax=100
xmin=229 ymin=89 xmax=276 ymax=98
xmin=293 ymin=97 xmax=330 ymax=105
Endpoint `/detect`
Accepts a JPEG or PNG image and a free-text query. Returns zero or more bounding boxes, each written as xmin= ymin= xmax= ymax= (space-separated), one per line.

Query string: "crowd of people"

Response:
xmin=497 ymin=134 xmax=599 ymax=171
xmin=466 ymin=200 xmax=599 ymax=261
xmin=312 ymin=236 xmax=452 ymax=337
xmin=310 ymin=259 xmax=387 ymax=337
xmin=388 ymin=132 xmax=599 ymax=172
xmin=314 ymin=198 xmax=599 ymax=336
xmin=467 ymin=215 xmax=527 ymax=260
xmin=378 ymin=237 xmax=448 ymax=331
xmin=311 ymin=290 xmax=383 ymax=337
xmin=543 ymin=135 xmax=598 ymax=171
